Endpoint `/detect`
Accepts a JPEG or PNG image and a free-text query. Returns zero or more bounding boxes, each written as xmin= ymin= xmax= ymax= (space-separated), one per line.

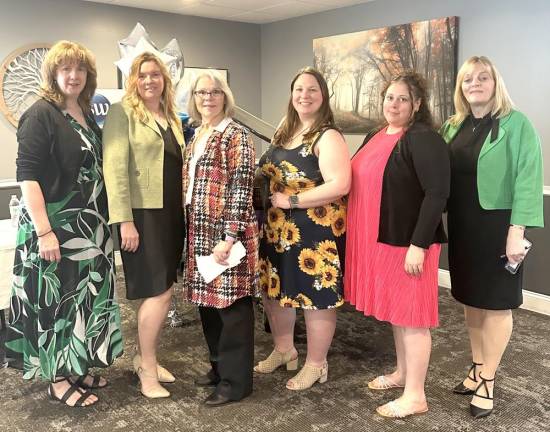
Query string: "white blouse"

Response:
xmin=185 ymin=117 xmax=232 ymax=205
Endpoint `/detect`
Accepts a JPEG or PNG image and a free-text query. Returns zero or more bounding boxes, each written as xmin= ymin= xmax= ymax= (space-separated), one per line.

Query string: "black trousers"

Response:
xmin=198 ymin=296 xmax=254 ymax=400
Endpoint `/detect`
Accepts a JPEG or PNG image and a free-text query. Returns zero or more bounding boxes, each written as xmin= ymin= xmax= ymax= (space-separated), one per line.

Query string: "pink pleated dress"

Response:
xmin=344 ymin=129 xmax=440 ymax=328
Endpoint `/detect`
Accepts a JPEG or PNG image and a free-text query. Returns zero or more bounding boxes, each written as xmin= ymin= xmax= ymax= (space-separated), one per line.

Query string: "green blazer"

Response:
xmin=441 ymin=110 xmax=543 ymax=228
xmin=103 ymin=102 xmax=185 ymax=224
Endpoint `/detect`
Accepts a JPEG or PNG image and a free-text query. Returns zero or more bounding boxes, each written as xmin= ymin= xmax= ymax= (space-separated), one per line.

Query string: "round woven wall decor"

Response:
xmin=0 ymin=44 xmax=51 ymax=127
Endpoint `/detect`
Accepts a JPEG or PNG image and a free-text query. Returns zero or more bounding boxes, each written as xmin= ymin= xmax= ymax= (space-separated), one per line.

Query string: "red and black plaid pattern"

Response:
xmin=183 ymin=121 xmax=259 ymax=308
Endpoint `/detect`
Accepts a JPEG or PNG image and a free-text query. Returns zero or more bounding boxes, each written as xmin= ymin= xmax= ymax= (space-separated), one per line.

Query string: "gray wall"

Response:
xmin=0 ymin=0 xmax=261 ymax=180
xmin=260 ymin=0 xmax=550 ymax=186
xmin=260 ymin=0 xmax=550 ymax=296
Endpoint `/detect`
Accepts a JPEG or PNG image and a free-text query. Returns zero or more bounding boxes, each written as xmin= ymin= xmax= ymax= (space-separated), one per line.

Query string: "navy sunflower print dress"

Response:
xmin=258 ymin=128 xmax=346 ymax=310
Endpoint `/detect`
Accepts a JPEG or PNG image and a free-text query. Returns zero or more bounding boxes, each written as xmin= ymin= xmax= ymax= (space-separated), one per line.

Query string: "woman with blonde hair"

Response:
xmin=255 ymin=67 xmax=351 ymax=391
xmin=183 ymin=71 xmax=257 ymax=407
xmin=103 ymin=52 xmax=185 ymax=399
xmin=441 ymin=56 xmax=543 ymax=418
xmin=6 ymin=40 xmax=122 ymax=407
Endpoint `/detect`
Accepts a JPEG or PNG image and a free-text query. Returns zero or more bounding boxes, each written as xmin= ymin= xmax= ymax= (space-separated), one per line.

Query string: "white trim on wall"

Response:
xmin=544 ymin=185 xmax=550 ymax=195
xmin=438 ymin=269 xmax=550 ymax=316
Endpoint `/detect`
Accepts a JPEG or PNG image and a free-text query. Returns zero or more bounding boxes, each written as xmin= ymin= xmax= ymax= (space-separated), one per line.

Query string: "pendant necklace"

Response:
xmin=470 ymin=115 xmax=483 ymax=132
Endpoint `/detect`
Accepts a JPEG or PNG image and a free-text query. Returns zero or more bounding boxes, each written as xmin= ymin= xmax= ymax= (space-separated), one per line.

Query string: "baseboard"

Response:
xmin=438 ymin=269 xmax=550 ymax=316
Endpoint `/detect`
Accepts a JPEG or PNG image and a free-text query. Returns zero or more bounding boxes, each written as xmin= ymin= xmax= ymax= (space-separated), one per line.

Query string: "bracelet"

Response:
xmin=289 ymin=194 xmax=299 ymax=209
xmin=510 ymin=224 xmax=525 ymax=231
xmin=37 ymin=228 xmax=53 ymax=238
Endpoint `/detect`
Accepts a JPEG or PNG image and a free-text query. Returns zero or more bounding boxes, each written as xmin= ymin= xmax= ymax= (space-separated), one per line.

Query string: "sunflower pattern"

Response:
xmin=258 ymin=128 xmax=345 ymax=310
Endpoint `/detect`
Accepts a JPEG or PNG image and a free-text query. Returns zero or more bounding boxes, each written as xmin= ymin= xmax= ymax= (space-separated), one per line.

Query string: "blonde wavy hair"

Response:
xmin=40 ymin=40 xmax=97 ymax=113
xmin=122 ymin=52 xmax=178 ymax=125
xmin=449 ymin=56 xmax=514 ymax=126
xmin=187 ymin=70 xmax=235 ymax=123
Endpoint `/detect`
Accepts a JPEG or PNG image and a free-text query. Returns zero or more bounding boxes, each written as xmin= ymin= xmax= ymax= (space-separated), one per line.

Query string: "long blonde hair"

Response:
xmin=40 ymin=40 xmax=97 ymax=113
xmin=449 ymin=56 xmax=514 ymax=126
xmin=122 ymin=52 xmax=178 ymax=125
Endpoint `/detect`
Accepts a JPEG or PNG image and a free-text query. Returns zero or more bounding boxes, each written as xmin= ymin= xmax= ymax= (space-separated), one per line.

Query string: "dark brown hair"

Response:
xmin=381 ymin=70 xmax=434 ymax=129
xmin=272 ymin=66 xmax=336 ymax=147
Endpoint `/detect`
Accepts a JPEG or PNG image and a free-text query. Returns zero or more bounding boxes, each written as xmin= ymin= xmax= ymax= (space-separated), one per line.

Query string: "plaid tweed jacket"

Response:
xmin=183 ymin=118 xmax=259 ymax=308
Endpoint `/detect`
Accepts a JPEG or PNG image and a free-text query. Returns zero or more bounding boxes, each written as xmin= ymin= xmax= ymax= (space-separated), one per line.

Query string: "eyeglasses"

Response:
xmin=193 ymin=89 xmax=224 ymax=98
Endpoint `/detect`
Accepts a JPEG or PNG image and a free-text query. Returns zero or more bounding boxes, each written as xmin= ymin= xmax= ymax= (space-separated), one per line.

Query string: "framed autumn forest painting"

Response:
xmin=313 ymin=16 xmax=458 ymax=133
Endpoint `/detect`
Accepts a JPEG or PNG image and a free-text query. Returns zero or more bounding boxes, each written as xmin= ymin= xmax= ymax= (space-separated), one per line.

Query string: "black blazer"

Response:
xmin=356 ymin=123 xmax=450 ymax=249
xmin=16 ymin=99 xmax=101 ymax=202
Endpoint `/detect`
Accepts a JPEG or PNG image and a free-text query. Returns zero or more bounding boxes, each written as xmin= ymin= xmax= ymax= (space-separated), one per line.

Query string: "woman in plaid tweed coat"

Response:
xmin=183 ymin=71 xmax=258 ymax=407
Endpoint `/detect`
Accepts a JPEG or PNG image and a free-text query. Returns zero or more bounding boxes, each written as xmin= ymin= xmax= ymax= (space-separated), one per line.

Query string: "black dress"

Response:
xmin=447 ymin=115 xmax=523 ymax=310
xmin=120 ymin=123 xmax=185 ymax=300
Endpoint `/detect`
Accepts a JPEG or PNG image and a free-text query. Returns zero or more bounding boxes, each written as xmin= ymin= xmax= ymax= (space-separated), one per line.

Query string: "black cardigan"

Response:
xmin=16 ymin=99 xmax=101 ymax=202
xmin=356 ymin=123 xmax=450 ymax=249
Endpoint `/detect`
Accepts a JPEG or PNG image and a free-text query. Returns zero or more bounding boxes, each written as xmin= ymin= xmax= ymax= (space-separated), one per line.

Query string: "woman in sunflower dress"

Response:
xmin=5 ymin=41 xmax=122 ymax=407
xmin=256 ymin=67 xmax=351 ymax=390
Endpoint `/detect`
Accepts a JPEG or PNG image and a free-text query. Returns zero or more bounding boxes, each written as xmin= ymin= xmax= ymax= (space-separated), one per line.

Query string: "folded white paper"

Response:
xmin=196 ymin=241 xmax=246 ymax=283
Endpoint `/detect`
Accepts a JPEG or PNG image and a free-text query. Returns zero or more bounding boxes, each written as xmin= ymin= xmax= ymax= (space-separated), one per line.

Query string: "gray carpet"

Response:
xmin=1 ymin=273 xmax=549 ymax=432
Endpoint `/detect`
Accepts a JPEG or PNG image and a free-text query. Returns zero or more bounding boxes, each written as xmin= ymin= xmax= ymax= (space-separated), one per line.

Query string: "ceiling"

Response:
xmin=81 ymin=0 xmax=375 ymax=24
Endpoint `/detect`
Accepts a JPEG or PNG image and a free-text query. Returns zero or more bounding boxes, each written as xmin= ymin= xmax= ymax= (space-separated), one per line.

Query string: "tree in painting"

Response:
xmin=313 ymin=17 xmax=458 ymax=133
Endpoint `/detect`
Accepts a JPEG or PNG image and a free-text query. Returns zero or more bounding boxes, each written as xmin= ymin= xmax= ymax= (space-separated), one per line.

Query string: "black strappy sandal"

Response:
xmin=453 ymin=361 xmax=482 ymax=395
xmin=70 ymin=374 xmax=108 ymax=389
xmin=48 ymin=379 xmax=98 ymax=407
xmin=470 ymin=373 xmax=495 ymax=419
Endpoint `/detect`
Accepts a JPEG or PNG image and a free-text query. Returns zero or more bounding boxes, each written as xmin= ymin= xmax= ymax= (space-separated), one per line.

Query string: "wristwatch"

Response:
xmin=289 ymin=195 xmax=299 ymax=209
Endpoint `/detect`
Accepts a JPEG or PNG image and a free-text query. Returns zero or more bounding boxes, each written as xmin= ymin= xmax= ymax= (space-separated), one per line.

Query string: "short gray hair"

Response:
xmin=187 ymin=71 xmax=235 ymax=122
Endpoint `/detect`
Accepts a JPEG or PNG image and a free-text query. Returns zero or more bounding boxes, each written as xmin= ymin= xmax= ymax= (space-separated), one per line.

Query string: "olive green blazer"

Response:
xmin=103 ymin=102 xmax=185 ymax=224
xmin=441 ymin=110 xmax=543 ymax=228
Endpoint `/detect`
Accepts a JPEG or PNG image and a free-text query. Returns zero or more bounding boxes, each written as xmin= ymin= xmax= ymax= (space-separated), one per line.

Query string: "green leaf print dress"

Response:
xmin=5 ymin=113 xmax=123 ymax=381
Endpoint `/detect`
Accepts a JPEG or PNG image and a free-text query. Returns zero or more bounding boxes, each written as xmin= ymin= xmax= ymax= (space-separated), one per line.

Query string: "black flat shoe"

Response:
xmin=453 ymin=362 xmax=482 ymax=395
xmin=194 ymin=372 xmax=220 ymax=387
xmin=470 ymin=373 xmax=495 ymax=419
xmin=203 ymin=391 xmax=234 ymax=407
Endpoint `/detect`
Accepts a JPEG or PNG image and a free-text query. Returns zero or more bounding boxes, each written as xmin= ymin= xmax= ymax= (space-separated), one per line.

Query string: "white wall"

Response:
xmin=260 ymin=0 xmax=550 ymax=185
xmin=0 ymin=0 xmax=261 ymax=180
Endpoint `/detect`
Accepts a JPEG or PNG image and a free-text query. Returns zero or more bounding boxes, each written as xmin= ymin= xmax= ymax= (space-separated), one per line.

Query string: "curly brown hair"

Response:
xmin=272 ymin=66 xmax=337 ymax=147
xmin=381 ymin=71 xmax=434 ymax=129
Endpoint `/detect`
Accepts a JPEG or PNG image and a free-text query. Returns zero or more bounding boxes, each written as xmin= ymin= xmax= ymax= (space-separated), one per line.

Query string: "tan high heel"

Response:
xmin=286 ymin=362 xmax=328 ymax=390
xmin=133 ymin=354 xmax=175 ymax=383
xmin=254 ymin=348 xmax=299 ymax=374
xmin=135 ymin=366 xmax=170 ymax=399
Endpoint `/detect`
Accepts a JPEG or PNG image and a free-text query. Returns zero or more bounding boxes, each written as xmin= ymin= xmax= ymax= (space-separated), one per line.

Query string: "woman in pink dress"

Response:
xmin=344 ymin=71 xmax=450 ymax=418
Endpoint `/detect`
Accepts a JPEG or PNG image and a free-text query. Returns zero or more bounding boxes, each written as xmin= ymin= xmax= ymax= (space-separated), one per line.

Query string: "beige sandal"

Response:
xmin=133 ymin=354 xmax=175 ymax=383
xmin=254 ymin=349 xmax=299 ymax=374
xmin=376 ymin=400 xmax=428 ymax=418
xmin=286 ymin=362 xmax=328 ymax=391
xmin=368 ymin=375 xmax=404 ymax=390
xmin=135 ymin=366 xmax=170 ymax=399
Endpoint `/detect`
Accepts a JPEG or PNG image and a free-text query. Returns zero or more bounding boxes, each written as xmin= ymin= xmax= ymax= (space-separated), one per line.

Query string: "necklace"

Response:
xmin=290 ymin=126 xmax=309 ymax=142
xmin=470 ymin=115 xmax=483 ymax=132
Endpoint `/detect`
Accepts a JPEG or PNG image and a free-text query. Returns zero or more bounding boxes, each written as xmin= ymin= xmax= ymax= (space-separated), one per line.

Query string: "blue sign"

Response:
xmin=91 ymin=93 xmax=111 ymax=128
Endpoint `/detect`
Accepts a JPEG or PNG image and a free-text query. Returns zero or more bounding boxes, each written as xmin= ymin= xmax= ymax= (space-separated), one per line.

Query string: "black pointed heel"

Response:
xmin=453 ymin=362 xmax=482 ymax=395
xmin=470 ymin=373 xmax=495 ymax=419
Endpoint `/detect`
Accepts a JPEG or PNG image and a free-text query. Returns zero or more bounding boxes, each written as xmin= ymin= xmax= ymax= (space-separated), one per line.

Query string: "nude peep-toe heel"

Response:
xmin=254 ymin=349 xmax=299 ymax=374
xmin=286 ymin=362 xmax=328 ymax=391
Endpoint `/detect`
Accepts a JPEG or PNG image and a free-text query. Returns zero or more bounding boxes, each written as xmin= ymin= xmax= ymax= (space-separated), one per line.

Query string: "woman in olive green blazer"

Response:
xmin=103 ymin=52 xmax=185 ymax=399
xmin=441 ymin=56 xmax=543 ymax=419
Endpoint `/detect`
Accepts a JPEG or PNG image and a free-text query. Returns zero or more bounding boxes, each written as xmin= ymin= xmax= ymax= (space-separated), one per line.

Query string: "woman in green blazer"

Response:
xmin=103 ymin=52 xmax=185 ymax=399
xmin=441 ymin=56 xmax=543 ymax=419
